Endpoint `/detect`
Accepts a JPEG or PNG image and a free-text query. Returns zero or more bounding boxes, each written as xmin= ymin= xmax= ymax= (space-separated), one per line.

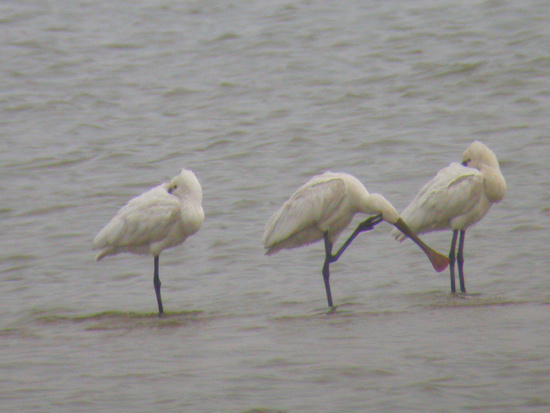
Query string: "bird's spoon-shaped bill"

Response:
xmin=393 ymin=218 xmax=449 ymax=272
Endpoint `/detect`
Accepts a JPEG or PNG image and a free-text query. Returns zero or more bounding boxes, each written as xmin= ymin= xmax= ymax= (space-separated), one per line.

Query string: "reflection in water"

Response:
xmin=34 ymin=310 xmax=206 ymax=331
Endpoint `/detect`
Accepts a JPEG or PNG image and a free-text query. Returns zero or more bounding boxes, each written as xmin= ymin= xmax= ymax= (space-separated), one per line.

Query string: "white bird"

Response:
xmin=93 ymin=168 xmax=204 ymax=315
xmin=262 ymin=172 xmax=449 ymax=307
xmin=392 ymin=141 xmax=506 ymax=293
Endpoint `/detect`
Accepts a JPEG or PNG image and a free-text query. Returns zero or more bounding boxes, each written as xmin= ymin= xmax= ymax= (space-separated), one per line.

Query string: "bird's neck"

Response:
xmin=481 ymin=165 xmax=506 ymax=203
xmin=361 ymin=193 xmax=399 ymax=223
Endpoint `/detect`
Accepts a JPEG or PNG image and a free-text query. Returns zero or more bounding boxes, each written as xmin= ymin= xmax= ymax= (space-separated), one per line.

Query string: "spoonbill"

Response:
xmin=262 ymin=172 xmax=449 ymax=307
xmin=391 ymin=141 xmax=506 ymax=293
xmin=93 ymin=168 xmax=204 ymax=315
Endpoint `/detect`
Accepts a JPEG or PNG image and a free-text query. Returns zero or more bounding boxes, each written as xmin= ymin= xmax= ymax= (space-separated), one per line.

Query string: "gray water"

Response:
xmin=1 ymin=0 xmax=550 ymax=411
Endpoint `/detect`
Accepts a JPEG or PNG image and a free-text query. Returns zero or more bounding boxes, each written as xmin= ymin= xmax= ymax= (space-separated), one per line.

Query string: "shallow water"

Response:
xmin=1 ymin=0 xmax=550 ymax=411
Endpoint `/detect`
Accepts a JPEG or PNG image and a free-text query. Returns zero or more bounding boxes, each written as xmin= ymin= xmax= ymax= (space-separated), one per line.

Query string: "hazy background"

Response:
xmin=1 ymin=0 xmax=549 ymax=411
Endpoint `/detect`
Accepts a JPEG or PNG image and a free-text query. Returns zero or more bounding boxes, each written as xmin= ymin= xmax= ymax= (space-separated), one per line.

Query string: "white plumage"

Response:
xmin=93 ymin=168 xmax=204 ymax=315
xmin=392 ymin=141 xmax=506 ymax=293
xmin=262 ymin=172 xmax=399 ymax=254
xmin=263 ymin=172 xmax=448 ymax=307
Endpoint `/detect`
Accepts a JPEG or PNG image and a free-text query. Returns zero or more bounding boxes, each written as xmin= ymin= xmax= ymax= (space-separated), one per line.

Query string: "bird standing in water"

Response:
xmin=93 ymin=168 xmax=204 ymax=315
xmin=392 ymin=141 xmax=506 ymax=293
xmin=262 ymin=172 xmax=449 ymax=307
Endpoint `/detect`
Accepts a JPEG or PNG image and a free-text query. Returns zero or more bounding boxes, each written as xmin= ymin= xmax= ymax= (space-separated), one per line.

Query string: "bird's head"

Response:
xmin=367 ymin=193 xmax=400 ymax=224
xmin=462 ymin=141 xmax=499 ymax=169
xmin=167 ymin=168 xmax=203 ymax=202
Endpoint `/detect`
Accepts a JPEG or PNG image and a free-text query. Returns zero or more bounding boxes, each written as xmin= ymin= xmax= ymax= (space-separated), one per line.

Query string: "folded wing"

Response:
xmin=262 ymin=176 xmax=347 ymax=254
xmin=393 ymin=163 xmax=484 ymax=240
xmin=93 ymin=187 xmax=182 ymax=259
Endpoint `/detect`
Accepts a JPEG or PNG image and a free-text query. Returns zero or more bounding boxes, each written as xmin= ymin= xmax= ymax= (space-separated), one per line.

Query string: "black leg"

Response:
xmin=457 ymin=230 xmax=466 ymax=293
xmin=330 ymin=214 xmax=383 ymax=263
xmin=320 ymin=214 xmax=383 ymax=308
xmin=322 ymin=233 xmax=334 ymax=308
xmin=449 ymin=230 xmax=458 ymax=293
xmin=153 ymin=255 xmax=164 ymax=316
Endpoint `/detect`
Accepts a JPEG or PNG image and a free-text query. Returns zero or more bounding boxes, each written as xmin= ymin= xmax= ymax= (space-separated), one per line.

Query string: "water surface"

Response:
xmin=1 ymin=0 xmax=550 ymax=411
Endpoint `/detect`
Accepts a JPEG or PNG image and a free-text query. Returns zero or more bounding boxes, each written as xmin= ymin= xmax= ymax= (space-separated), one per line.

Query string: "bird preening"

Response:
xmin=93 ymin=141 xmax=504 ymax=314
xmin=262 ymin=172 xmax=449 ymax=308
xmin=93 ymin=168 xmax=204 ymax=316
xmin=391 ymin=141 xmax=506 ymax=293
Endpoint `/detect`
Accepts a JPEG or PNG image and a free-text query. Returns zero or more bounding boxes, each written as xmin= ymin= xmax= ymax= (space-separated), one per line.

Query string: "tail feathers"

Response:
xmin=264 ymin=238 xmax=311 ymax=256
xmin=95 ymin=249 xmax=110 ymax=261
xmin=264 ymin=246 xmax=280 ymax=256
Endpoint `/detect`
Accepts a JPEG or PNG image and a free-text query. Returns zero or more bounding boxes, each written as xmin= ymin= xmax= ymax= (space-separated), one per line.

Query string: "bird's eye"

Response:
xmin=168 ymin=185 xmax=177 ymax=194
xmin=462 ymin=159 xmax=470 ymax=166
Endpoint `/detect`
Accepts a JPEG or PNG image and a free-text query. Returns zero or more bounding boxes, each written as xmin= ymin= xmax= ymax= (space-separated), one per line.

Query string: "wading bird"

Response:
xmin=392 ymin=141 xmax=506 ymax=293
xmin=93 ymin=168 xmax=204 ymax=315
xmin=262 ymin=172 xmax=449 ymax=307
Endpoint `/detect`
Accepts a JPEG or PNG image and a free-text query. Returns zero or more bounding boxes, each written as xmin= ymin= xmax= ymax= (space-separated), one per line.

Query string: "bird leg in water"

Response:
xmin=449 ymin=230 xmax=458 ymax=293
xmin=457 ymin=230 xmax=466 ymax=293
xmin=322 ymin=234 xmax=334 ymax=308
xmin=321 ymin=214 xmax=384 ymax=308
xmin=153 ymin=255 xmax=164 ymax=316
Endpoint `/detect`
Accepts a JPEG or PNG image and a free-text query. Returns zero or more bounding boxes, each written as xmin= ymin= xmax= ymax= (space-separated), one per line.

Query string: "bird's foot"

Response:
xmin=357 ymin=213 xmax=383 ymax=232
